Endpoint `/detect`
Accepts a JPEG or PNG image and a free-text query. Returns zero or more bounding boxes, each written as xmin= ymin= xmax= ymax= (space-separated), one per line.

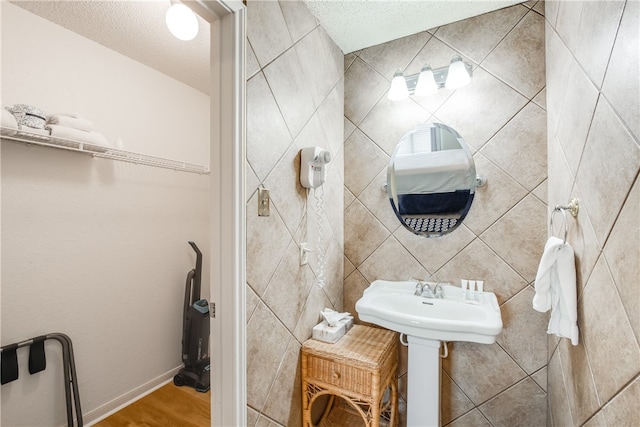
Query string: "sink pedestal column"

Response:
xmin=407 ymin=336 xmax=441 ymax=427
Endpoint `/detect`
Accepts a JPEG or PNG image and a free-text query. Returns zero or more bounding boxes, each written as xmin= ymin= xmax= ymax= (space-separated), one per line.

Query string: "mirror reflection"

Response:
xmin=387 ymin=122 xmax=478 ymax=237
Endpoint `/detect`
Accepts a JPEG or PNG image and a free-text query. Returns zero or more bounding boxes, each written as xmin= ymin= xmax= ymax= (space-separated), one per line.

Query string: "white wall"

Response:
xmin=1 ymin=3 xmax=210 ymax=426
xmin=0 ymin=3 xmax=209 ymax=165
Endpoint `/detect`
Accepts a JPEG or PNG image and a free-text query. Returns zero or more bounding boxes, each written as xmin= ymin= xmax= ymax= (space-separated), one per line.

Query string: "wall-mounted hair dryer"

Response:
xmin=300 ymin=147 xmax=331 ymax=189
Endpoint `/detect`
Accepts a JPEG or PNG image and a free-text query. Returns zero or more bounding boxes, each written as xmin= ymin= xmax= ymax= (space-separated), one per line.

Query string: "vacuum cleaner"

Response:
xmin=173 ymin=241 xmax=210 ymax=393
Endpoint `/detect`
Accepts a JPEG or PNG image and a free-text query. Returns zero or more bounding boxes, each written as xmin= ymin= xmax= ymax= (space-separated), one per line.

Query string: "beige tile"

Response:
xmin=445 ymin=408 xmax=492 ymax=427
xmin=441 ymin=370 xmax=475 ymax=425
xmin=404 ymin=36 xmax=466 ymax=114
xmin=583 ymin=411 xmax=607 ymax=427
xmin=343 ymin=256 xmax=355 ymax=279
xmin=293 ymin=283 xmax=333 ymax=343
xmin=320 ymin=237 xmax=344 ymax=310
xmin=344 ymin=199 xmax=390 ymax=267
xmin=246 ymin=283 xmax=260 ymax=324
xmin=604 ymin=177 xmax=640 ymax=343
xmin=246 ymin=161 xmax=260 ymax=203
xmin=547 ymin=349 xmax=574 ymax=427
xmin=555 ymin=59 xmax=599 ymax=176
xmin=262 ymin=241 xmax=313 ymax=332
xmin=246 ymin=72 xmax=293 ymax=181
xmin=602 ymin=0 xmax=640 ymax=142
xmin=247 ymin=40 xmax=261 ymax=80
xmin=574 ymin=0 xmax=626 ymax=87
xmin=532 ymin=366 xmax=547 ymax=392
xmin=497 ymin=287 xmax=548 ymax=374
xmin=576 ymin=98 xmax=640 ymax=246
xmin=555 ymin=0 xmax=584 ymax=55
xmin=533 ymin=87 xmax=546 ymax=110
xmin=344 ymin=52 xmax=357 ymax=72
xmin=358 ymin=169 xmax=402 ymax=233
xmin=545 ymin=0 xmax=560 ymax=27
xmin=344 ymin=57 xmax=389 ymax=125
xmin=533 ymin=0 xmax=545 ymax=16
xmin=344 ymin=117 xmax=356 ymax=141
xmin=344 ymin=186 xmax=355 ymax=209
xmin=358 ymin=236 xmax=429 ymax=284
xmin=296 ymin=27 xmax=343 ymax=107
xmin=463 ymin=153 xmax=529 ymax=235
xmin=434 ymin=67 xmax=528 ymax=151
xmin=263 ymin=144 xmax=306 ymax=235
xmin=557 ymin=337 xmax=599 ymax=426
xmin=294 ymin=112 xmax=330 ymax=153
xmin=316 ymin=80 xmax=345 ymax=156
xmin=247 ymin=0 xmax=293 ymax=67
xmin=532 ymin=179 xmax=548 ymax=205
xmin=435 ymin=5 xmax=528 ymax=64
xmin=442 ymin=341 xmax=526 ymax=405
xmin=437 ymin=239 xmax=528 ymax=305
xmin=342 ymin=270 xmax=370 ymax=324
xmin=358 ymin=31 xmax=431 ymax=80
xmin=480 ymin=378 xmax=547 ymax=427
xmin=359 ymin=96 xmax=430 ymax=156
xmin=343 ymin=129 xmax=389 ymax=197
xmin=263 ymin=47 xmax=316 ymax=139
xmin=255 ymin=415 xmax=282 ymax=427
xmin=546 ymin=133 xmax=574 ymax=223
xmin=393 ymin=224 xmax=475 ymax=275
xmin=262 ymin=339 xmax=302 ymax=426
xmin=246 ymin=191 xmax=292 ymax=296
xmin=246 ymin=303 xmax=291 ymax=410
xmin=603 ymin=376 xmax=640 ymax=427
xmin=279 ymin=0 xmax=316 ymax=43
xmin=581 ymin=255 xmax=640 ymax=404
xmin=544 ymin=22 xmax=574 ymax=135
xmin=247 ymin=406 xmax=259 ymax=427
xmin=481 ymin=194 xmax=547 ymax=282
xmin=481 ymin=102 xmax=547 ymax=191
xmin=483 ymin=11 xmax=546 ymax=99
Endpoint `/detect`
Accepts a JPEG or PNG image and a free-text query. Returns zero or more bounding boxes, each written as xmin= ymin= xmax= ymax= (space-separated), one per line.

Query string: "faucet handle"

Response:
xmin=433 ymin=283 xmax=444 ymax=299
xmin=413 ymin=280 xmax=424 ymax=296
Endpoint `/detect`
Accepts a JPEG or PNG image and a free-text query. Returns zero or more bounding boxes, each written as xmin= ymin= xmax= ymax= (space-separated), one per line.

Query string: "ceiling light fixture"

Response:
xmin=388 ymin=55 xmax=473 ymax=101
xmin=166 ymin=2 xmax=199 ymax=41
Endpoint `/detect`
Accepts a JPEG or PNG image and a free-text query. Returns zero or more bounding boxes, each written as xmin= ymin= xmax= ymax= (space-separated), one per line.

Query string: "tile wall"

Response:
xmin=343 ymin=2 xmax=549 ymax=426
xmin=244 ymin=1 xmax=344 ymax=426
xmin=545 ymin=1 xmax=640 ymax=426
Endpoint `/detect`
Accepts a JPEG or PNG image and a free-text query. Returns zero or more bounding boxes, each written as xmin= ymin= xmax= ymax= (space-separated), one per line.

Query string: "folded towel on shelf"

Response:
xmin=45 ymin=114 xmax=94 ymax=132
xmin=46 ymin=124 xmax=111 ymax=148
xmin=17 ymin=126 xmax=51 ymax=137
xmin=2 ymin=108 xmax=19 ymax=135
xmin=533 ymin=236 xmax=579 ymax=345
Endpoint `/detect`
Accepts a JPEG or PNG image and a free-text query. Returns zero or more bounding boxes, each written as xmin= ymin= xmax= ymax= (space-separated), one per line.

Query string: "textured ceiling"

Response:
xmin=10 ymin=0 xmax=523 ymax=95
xmin=304 ymin=0 xmax=525 ymax=54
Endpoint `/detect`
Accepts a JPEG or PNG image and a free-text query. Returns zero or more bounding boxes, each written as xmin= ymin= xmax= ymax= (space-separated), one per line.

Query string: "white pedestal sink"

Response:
xmin=355 ymin=280 xmax=503 ymax=427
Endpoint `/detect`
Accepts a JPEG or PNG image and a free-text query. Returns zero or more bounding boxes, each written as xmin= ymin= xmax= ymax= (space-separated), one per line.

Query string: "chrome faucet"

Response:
xmin=421 ymin=282 xmax=436 ymax=298
xmin=412 ymin=279 xmax=444 ymax=299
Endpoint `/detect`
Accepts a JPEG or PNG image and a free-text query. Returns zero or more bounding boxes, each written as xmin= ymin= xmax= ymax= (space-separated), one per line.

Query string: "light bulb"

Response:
xmin=388 ymin=70 xmax=409 ymax=101
xmin=414 ymin=65 xmax=438 ymax=96
xmin=445 ymin=56 xmax=471 ymax=90
xmin=166 ymin=3 xmax=199 ymax=41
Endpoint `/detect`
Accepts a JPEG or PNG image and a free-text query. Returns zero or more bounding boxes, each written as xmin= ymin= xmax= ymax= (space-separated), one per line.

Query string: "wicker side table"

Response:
xmin=301 ymin=325 xmax=399 ymax=427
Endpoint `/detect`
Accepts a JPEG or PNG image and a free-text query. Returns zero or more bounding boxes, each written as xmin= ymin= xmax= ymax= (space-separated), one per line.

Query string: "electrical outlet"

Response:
xmin=300 ymin=243 xmax=309 ymax=266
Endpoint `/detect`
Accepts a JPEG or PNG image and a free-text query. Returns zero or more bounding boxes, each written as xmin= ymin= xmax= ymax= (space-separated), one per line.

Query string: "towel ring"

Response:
xmin=550 ymin=198 xmax=579 ymax=243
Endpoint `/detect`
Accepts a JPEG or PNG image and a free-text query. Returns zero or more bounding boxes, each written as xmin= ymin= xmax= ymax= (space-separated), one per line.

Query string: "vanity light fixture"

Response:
xmin=166 ymin=2 xmax=199 ymax=41
xmin=387 ymin=55 xmax=473 ymax=100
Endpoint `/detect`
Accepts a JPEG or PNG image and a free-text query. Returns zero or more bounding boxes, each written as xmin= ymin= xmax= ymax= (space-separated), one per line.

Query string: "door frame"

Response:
xmin=193 ymin=1 xmax=246 ymax=425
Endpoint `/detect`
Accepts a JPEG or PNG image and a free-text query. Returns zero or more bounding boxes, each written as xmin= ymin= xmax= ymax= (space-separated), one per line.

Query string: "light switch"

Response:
xmin=258 ymin=186 xmax=270 ymax=217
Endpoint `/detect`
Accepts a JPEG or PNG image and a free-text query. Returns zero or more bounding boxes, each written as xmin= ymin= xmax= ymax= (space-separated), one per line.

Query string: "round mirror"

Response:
xmin=387 ymin=122 xmax=478 ymax=237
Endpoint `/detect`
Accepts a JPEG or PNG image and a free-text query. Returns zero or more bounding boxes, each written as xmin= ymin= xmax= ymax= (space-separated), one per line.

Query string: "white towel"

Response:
xmin=2 ymin=108 xmax=19 ymax=135
xmin=533 ymin=236 xmax=579 ymax=345
xmin=46 ymin=124 xmax=111 ymax=148
xmin=46 ymin=114 xmax=94 ymax=132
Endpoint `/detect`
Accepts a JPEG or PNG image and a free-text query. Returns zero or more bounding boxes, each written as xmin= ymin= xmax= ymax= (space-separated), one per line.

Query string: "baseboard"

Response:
xmin=84 ymin=365 xmax=182 ymax=426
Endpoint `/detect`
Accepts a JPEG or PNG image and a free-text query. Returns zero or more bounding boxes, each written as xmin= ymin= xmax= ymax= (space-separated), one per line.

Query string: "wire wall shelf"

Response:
xmin=1 ymin=127 xmax=210 ymax=175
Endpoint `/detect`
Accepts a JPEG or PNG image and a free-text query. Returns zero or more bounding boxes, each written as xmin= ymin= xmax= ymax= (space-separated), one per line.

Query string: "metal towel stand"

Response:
xmin=0 ymin=333 xmax=83 ymax=426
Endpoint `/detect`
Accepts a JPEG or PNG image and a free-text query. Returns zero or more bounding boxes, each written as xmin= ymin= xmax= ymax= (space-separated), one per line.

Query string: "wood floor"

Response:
xmin=94 ymin=383 xmax=210 ymax=427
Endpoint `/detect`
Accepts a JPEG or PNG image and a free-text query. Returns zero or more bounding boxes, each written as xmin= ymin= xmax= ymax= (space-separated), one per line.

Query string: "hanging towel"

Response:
xmin=29 ymin=336 xmax=47 ymax=374
xmin=46 ymin=115 xmax=94 ymax=132
xmin=1 ymin=344 xmax=19 ymax=385
xmin=533 ymin=236 xmax=579 ymax=345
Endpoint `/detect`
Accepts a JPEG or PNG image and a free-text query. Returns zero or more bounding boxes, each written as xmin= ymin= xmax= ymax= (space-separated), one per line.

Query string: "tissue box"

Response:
xmin=312 ymin=315 xmax=354 ymax=343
